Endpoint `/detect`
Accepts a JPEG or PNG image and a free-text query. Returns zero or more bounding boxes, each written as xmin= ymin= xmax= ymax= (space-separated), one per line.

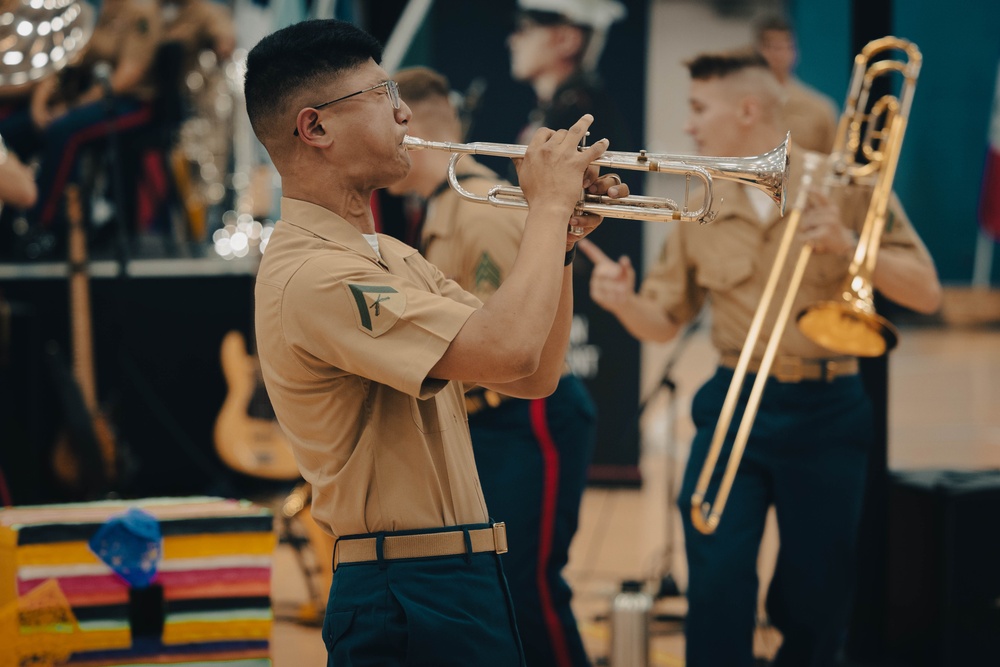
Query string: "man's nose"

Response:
xmin=396 ymin=100 xmax=412 ymax=124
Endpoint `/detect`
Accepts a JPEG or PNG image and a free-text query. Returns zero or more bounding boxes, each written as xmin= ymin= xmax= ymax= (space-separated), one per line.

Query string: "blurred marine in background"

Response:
xmin=388 ymin=65 xmax=619 ymax=667
xmin=509 ymin=0 xmax=630 ymax=154
xmin=753 ymin=14 xmax=838 ymax=154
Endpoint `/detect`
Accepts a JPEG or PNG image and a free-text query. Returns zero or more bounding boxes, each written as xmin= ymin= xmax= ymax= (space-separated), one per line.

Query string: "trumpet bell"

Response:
xmin=796 ymin=302 xmax=899 ymax=357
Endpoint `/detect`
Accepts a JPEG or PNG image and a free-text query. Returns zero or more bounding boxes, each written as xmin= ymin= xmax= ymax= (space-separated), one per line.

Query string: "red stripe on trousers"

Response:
xmin=529 ymin=397 xmax=572 ymax=667
xmin=39 ymin=104 xmax=153 ymax=227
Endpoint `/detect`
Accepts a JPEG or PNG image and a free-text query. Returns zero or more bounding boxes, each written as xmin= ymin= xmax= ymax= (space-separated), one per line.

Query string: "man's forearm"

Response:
xmin=432 ymin=204 xmax=573 ymax=383
xmin=486 ymin=264 xmax=573 ymax=398
xmin=872 ymin=248 xmax=942 ymax=315
xmin=613 ymin=293 xmax=682 ymax=343
xmin=528 ymin=264 xmax=575 ymax=383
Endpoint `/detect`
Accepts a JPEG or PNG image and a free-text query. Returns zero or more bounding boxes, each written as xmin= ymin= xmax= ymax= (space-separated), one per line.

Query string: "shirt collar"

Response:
xmin=279 ymin=196 xmax=382 ymax=263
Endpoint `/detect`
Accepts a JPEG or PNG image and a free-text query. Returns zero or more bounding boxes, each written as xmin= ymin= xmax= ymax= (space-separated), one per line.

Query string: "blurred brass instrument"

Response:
xmin=403 ymin=134 xmax=789 ymax=223
xmin=690 ymin=36 xmax=922 ymax=535
xmin=797 ymin=37 xmax=922 ymax=355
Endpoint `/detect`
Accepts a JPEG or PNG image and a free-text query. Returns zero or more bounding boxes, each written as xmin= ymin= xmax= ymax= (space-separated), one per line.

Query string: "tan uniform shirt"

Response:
xmin=255 ymin=198 xmax=490 ymax=539
xmin=421 ymin=159 xmax=525 ymax=300
xmin=784 ymin=78 xmax=839 ymax=154
xmin=82 ymin=0 xmax=161 ymax=102
xmin=640 ymin=146 xmax=935 ymax=360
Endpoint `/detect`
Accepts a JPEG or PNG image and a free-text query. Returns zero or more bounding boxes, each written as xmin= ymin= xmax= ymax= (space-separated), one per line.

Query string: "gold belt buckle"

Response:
xmin=492 ymin=522 xmax=508 ymax=554
xmin=822 ymin=359 xmax=841 ymax=382
xmin=774 ymin=357 xmax=803 ymax=383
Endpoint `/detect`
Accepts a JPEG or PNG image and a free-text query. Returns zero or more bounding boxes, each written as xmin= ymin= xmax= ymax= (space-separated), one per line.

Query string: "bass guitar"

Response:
xmin=214 ymin=330 xmax=300 ymax=480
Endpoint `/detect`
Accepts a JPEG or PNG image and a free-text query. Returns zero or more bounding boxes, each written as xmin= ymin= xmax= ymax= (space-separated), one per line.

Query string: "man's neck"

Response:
xmin=282 ymin=181 xmax=376 ymax=234
xmin=738 ymin=127 xmax=788 ymax=159
xmin=530 ymin=64 xmax=576 ymax=105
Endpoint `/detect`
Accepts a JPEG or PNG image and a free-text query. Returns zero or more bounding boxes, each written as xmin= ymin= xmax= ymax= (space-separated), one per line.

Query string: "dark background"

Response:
xmin=0 ymin=268 xmax=266 ymax=504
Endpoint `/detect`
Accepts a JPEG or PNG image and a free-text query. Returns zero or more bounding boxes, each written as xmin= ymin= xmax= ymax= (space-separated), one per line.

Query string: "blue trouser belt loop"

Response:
xmin=376 ymin=533 xmax=387 ymax=570
xmin=462 ymin=527 xmax=473 ymax=564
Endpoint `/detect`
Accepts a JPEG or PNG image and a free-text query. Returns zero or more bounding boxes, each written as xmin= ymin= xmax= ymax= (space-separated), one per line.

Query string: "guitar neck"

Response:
xmin=67 ymin=191 xmax=97 ymax=412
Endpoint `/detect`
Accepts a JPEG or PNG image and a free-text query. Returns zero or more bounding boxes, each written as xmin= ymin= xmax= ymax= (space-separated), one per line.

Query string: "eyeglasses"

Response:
xmin=293 ymin=80 xmax=401 ymax=136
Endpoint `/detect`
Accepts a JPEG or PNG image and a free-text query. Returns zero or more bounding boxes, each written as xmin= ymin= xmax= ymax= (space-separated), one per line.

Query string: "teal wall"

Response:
xmin=793 ymin=0 xmax=1000 ymax=284
xmin=893 ymin=0 xmax=1000 ymax=284
xmin=793 ymin=0 xmax=853 ymax=105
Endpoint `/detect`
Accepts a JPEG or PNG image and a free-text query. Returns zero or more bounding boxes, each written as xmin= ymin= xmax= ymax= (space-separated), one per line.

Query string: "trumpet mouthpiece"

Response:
xmin=403 ymin=135 xmax=429 ymax=150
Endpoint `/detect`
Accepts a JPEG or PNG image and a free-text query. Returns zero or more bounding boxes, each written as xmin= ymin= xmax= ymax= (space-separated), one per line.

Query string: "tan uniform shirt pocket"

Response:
xmin=695 ymin=256 xmax=755 ymax=293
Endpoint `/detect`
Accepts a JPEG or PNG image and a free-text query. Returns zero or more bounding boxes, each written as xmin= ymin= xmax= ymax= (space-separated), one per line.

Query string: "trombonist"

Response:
xmin=579 ymin=50 xmax=941 ymax=667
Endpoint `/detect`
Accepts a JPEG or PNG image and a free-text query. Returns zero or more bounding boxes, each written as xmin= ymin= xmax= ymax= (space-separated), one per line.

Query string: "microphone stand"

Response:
xmin=93 ymin=63 xmax=131 ymax=277
xmin=639 ymin=314 xmax=703 ymax=625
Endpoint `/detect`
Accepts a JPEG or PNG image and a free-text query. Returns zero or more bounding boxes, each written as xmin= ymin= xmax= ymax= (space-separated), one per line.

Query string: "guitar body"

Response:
xmin=52 ymin=410 xmax=117 ymax=491
xmin=214 ymin=330 xmax=300 ymax=480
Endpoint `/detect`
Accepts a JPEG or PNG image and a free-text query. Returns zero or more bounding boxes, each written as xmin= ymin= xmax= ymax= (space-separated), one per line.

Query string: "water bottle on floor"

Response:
xmin=609 ymin=579 xmax=652 ymax=667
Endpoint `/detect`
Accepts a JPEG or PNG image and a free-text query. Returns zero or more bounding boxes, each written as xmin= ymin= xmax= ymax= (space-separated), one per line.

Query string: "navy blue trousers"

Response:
xmin=323 ymin=526 xmax=524 ymax=666
xmin=470 ymin=375 xmax=597 ymax=667
xmin=677 ymin=367 xmax=874 ymax=667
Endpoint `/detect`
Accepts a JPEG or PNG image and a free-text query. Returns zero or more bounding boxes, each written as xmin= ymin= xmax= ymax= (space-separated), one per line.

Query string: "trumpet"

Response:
xmin=403 ymin=134 xmax=789 ymax=223
xmin=690 ymin=36 xmax=922 ymax=535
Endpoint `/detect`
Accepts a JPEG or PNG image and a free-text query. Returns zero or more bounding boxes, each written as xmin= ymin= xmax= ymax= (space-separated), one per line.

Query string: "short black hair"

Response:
xmin=753 ymin=14 xmax=794 ymax=42
xmin=395 ymin=66 xmax=452 ymax=105
xmin=244 ymin=19 xmax=383 ymax=146
xmin=685 ymin=49 xmax=770 ymax=81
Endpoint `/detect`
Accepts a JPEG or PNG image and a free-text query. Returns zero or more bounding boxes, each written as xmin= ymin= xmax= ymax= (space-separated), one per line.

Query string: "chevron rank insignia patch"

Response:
xmin=347 ymin=284 xmax=404 ymax=337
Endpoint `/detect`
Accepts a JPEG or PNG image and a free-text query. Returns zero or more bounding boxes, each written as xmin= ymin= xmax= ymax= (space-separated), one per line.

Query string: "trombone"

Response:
xmin=797 ymin=37 xmax=922 ymax=356
xmin=690 ymin=36 xmax=922 ymax=535
xmin=403 ymin=134 xmax=790 ymax=223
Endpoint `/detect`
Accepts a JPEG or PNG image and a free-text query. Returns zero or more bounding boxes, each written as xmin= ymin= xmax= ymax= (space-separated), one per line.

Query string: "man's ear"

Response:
xmin=553 ymin=24 xmax=586 ymax=61
xmin=295 ymin=108 xmax=335 ymax=147
xmin=737 ymin=94 xmax=760 ymax=127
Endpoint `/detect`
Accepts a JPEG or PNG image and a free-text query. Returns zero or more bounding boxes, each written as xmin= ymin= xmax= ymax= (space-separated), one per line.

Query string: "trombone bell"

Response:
xmin=796 ymin=301 xmax=899 ymax=357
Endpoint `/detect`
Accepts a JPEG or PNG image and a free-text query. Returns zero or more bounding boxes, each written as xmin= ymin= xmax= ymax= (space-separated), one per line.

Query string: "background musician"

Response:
xmin=0 ymin=0 xmax=161 ymax=256
xmin=387 ymin=65 xmax=607 ymax=667
xmin=580 ymin=50 xmax=941 ymax=666
xmin=507 ymin=0 xmax=630 ymax=155
xmin=753 ymin=13 xmax=838 ymax=154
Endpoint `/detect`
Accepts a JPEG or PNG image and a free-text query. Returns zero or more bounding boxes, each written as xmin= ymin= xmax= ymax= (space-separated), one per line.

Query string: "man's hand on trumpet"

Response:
xmin=513 ymin=114 xmax=629 ymax=250
xmin=515 ymin=114 xmax=607 ymax=214
xmin=565 ymin=171 xmax=629 ymax=249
